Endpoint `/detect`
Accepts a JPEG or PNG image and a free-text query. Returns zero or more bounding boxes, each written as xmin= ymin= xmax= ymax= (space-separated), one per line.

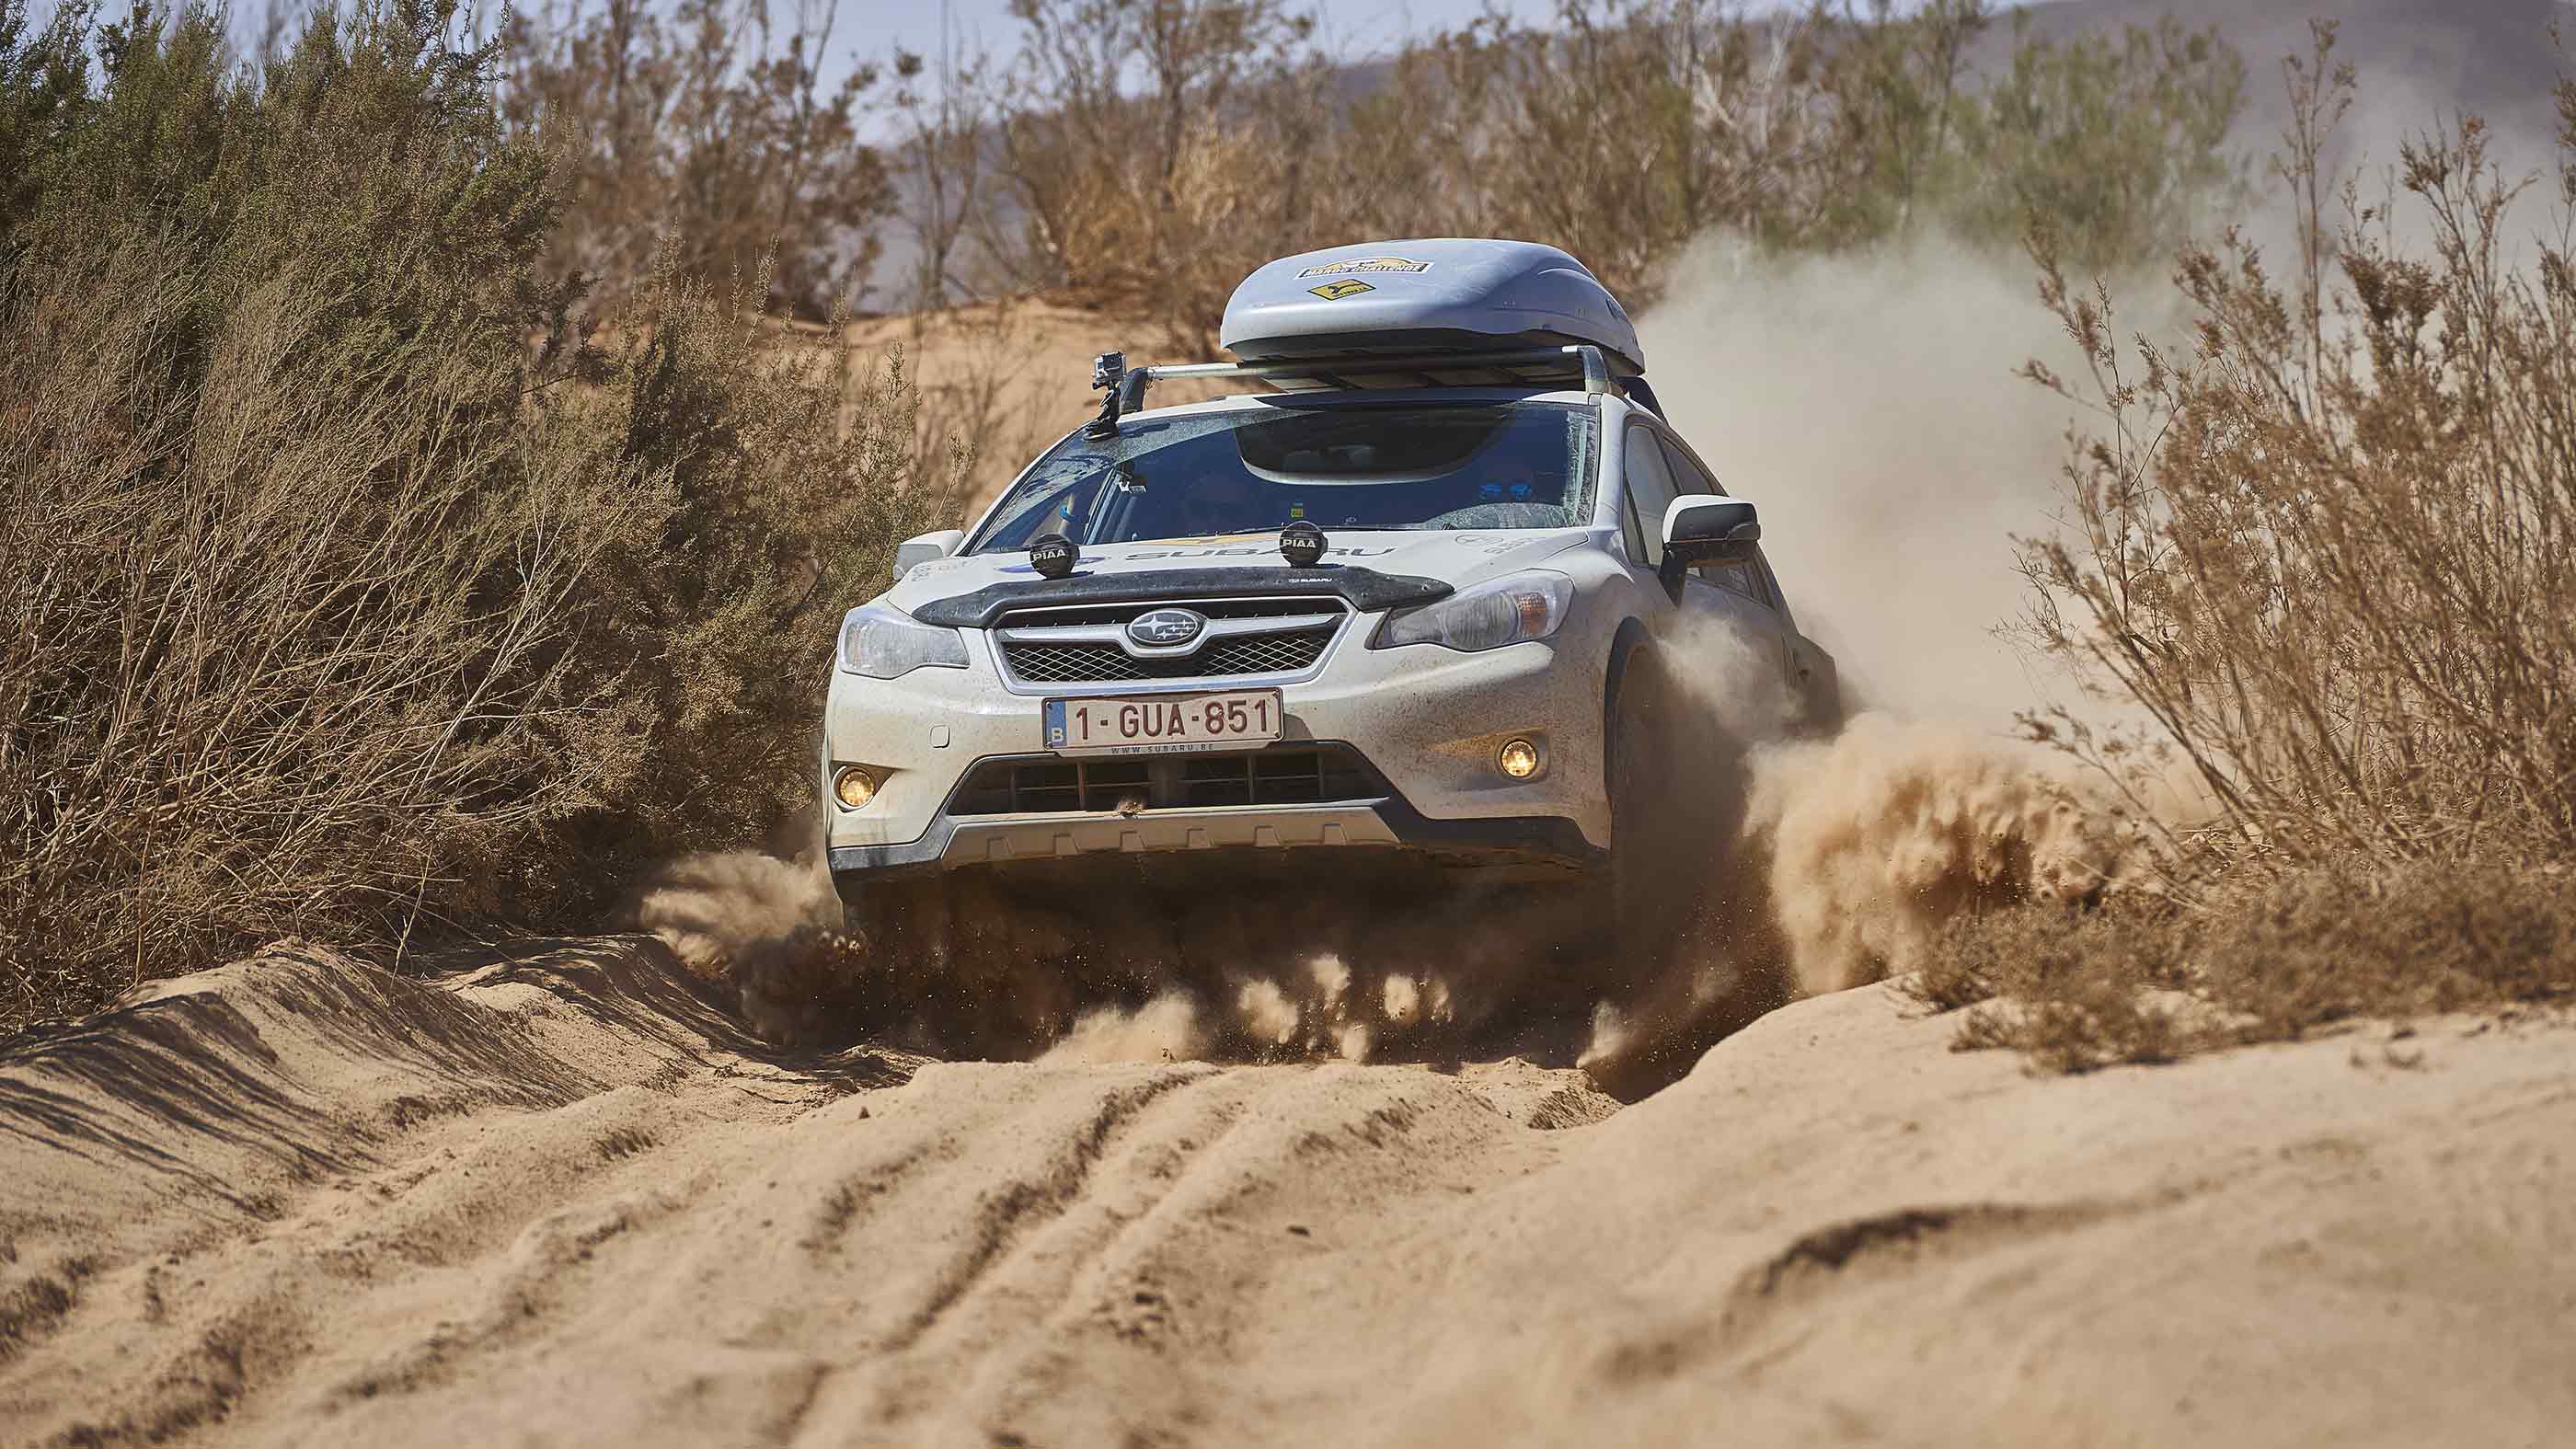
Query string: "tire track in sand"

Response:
xmin=883 ymin=1069 xmax=1213 ymax=1353
xmin=788 ymin=1064 xmax=1251 ymax=1445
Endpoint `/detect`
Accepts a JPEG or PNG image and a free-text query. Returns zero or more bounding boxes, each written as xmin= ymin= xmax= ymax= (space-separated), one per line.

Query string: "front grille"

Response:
xmin=949 ymin=745 xmax=1385 ymax=817
xmin=993 ymin=595 xmax=1349 ymax=686
xmin=1003 ymin=628 xmax=1332 ymax=684
xmin=1176 ymin=747 xmax=1380 ymax=807
xmin=952 ymin=757 xmax=1150 ymax=815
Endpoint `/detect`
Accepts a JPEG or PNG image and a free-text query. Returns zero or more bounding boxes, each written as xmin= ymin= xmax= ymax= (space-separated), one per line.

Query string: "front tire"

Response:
xmin=1604 ymin=640 xmax=1702 ymax=976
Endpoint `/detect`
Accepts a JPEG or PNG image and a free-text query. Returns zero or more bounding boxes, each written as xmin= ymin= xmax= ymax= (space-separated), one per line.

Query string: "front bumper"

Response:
xmin=824 ymin=770 xmax=1602 ymax=883
xmin=821 ymin=623 xmax=1610 ymax=881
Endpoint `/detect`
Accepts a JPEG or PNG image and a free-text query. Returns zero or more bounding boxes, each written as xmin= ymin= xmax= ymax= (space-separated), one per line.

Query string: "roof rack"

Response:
xmin=1110 ymin=343 xmax=1618 ymax=414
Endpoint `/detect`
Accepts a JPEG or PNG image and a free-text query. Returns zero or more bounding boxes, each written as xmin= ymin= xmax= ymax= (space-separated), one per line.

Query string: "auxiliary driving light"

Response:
xmin=1498 ymin=739 xmax=1542 ymax=780
xmin=833 ymin=765 xmax=880 ymax=810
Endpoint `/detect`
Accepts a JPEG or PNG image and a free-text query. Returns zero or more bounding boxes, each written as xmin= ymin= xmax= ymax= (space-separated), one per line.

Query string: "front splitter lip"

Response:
xmin=826 ymin=795 xmax=1603 ymax=884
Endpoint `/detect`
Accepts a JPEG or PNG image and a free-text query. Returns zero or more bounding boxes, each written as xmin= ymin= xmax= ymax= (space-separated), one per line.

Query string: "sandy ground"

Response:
xmin=3 ymin=939 xmax=2570 ymax=1447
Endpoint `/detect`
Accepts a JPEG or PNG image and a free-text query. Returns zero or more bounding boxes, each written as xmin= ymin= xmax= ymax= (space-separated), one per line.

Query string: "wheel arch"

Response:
xmin=1601 ymin=616 xmax=1653 ymax=796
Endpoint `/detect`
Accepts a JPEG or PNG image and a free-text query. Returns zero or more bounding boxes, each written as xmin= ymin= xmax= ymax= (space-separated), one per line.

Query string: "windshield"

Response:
xmin=967 ymin=399 xmax=1599 ymax=553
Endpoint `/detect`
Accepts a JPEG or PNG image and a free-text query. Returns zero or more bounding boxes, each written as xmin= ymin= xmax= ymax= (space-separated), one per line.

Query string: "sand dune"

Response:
xmin=3 ymin=940 xmax=2568 ymax=1446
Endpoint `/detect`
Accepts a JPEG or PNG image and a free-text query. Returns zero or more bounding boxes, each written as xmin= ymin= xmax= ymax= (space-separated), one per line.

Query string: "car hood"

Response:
xmin=882 ymin=529 xmax=1593 ymax=619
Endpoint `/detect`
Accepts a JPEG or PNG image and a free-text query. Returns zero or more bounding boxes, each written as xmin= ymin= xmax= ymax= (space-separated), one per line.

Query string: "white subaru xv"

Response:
xmin=820 ymin=239 xmax=1835 ymax=936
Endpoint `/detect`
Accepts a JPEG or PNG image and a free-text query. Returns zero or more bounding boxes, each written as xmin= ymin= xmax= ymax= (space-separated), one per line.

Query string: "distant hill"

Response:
xmin=2007 ymin=0 xmax=2571 ymax=159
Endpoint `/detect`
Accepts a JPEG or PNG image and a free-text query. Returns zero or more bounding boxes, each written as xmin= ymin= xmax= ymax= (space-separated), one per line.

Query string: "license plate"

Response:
xmin=1043 ymin=690 xmax=1283 ymax=756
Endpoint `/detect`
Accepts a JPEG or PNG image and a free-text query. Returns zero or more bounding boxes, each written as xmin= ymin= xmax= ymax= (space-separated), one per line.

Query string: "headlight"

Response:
xmin=1372 ymin=570 xmax=1574 ymax=652
xmin=836 ymin=604 xmax=968 ymax=679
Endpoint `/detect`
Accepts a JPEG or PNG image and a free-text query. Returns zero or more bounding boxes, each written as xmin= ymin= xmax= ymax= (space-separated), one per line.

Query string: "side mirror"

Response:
xmin=894 ymin=529 xmax=966 ymax=578
xmin=1662 ymin=495 xmax=1759 ymax=566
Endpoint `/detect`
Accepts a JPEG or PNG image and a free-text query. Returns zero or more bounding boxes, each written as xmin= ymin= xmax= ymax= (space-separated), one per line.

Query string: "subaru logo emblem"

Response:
xmin=1127 ymin=608 xmax=1205 ymax=649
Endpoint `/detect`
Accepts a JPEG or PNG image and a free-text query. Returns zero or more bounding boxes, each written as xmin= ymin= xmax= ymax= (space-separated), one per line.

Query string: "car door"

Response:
xmin=1627 ymin=425 xmax=1793 ymax=688
xmin=1660 ymin=433 xmax=1834 ymax=716
xmin=1746 ymin=545 xmax=1834 ymax=711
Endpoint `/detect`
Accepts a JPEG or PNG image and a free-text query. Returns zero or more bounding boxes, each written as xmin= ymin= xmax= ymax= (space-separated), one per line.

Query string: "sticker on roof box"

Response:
xmin=1296 ymin=257 xmax=1432 ymax=277
xmin=1308 ymin=280 xmax=1374 ymax=300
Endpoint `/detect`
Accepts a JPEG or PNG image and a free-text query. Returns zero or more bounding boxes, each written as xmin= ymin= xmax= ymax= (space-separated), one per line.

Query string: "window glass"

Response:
xmin=1754 ymin=552 xmax=1788 ymax=610
xmin=1621 ymin=425 xmax=1681 ymax=569
xmin=1655 ymin=432 xmax=1767 ymax=602
xmin=969 ymin=400 xmax=1598 ymax=552
xmin=1657 ymin=436 xmax=1725 ymax=499
xmin=1710 ymin=557 xmax=1761 ymax=600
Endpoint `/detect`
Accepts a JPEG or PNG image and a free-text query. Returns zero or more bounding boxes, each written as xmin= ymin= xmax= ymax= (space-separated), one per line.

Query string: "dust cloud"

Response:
xmin=1029 ymin=955 xmax=1470 ymax=1066
xmin=621 ymin=849 xmax=842 ymax=973
xmin=1745 ymin=715 xmax=2123 ymax=995
xmin=1640 ymin=231 xmax=2129 ymax=729
xmin=635 ymin=672 xmax=2124 ymax=1099
xmin=630 ymin=235 xmax=2143 ymax=1096
xmin=1559 ymin=608 xmax=2128 ymax=1089
xmin=1570 ymin=235 xmax=2145 ymax=1075
xmin=694 ymin=868 xmax=1611 ymax=1072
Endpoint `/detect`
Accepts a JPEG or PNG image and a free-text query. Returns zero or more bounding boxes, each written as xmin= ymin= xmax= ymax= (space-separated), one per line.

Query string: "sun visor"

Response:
xmin=1220 ymin=238 xmax=1645 ymax=377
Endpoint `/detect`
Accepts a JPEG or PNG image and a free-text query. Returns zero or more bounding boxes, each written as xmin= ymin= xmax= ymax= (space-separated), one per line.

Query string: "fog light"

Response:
xmin=833 ymin=765 xmax=879 ymax=810
xmin=1498 ymin=738 xmax=1541 ymax=780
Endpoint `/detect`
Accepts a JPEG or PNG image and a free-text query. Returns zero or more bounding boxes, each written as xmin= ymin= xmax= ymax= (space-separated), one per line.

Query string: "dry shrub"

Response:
xmin=972 ymin=0 xmax=2243 ymax=341
xmin=2018 ymin=25 xmax=2576 ymax=869
xmin=0 ymin=0 xmax=953 ymax=1030
xmin=985 ymin=0 xmax=1327 ymax=350
xmin=1892 ymin=25 xmax=2576 ymax=1076
xmin=2 ymin=0 xmax=597 ymax=1023
xmin=2191 ymin=861 xmax=2576 ymax=1032
xmin=1908 ymin=898 xmax=2195 ymax=1073
xmin=1915 ymin=862 xmax=2575 ymax=1073
xmin=535 ymin=246 xmax=958 ymax=897
xmin=1 ymin=227 xmax=616 ymax=1019
xmin=498 ymin=0 xmax=895 ymax=317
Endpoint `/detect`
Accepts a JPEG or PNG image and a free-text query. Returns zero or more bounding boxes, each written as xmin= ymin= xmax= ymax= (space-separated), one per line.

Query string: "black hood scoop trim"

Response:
xmin=910 ymin=567 xmax=1453 ymax=629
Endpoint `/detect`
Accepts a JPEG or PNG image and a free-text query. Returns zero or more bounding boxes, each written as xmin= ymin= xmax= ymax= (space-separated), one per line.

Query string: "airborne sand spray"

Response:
xmin=1563 ymin=614 xmax=2127 ymax=1091
xmin=1747 ymin=717 xmax=2122 ymax=995
xmin=1574 ymin=235 xmax=2149 ymax=1080
xmin=623 ymin=675 xmax=2124 ymax=1098
xmin=629 ymin=852 xmax=1621 ymax=1069
xmin=622 ymin=735 xmax=2121 ymax=1098
xmin=621 ymin=850 xmax=843 ymax=972
xmin=1558 ymin=235 xmax=2142 ymax=1081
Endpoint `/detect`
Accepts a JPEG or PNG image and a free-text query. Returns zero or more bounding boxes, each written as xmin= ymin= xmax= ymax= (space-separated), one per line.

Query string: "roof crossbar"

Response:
xmin=1113 ymin=343 xmax=1617 ymax=412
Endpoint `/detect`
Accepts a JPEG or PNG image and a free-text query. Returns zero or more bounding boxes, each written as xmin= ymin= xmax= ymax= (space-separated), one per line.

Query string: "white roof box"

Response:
xmin=1220 ymin=238 xmax=1645 ymax=376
